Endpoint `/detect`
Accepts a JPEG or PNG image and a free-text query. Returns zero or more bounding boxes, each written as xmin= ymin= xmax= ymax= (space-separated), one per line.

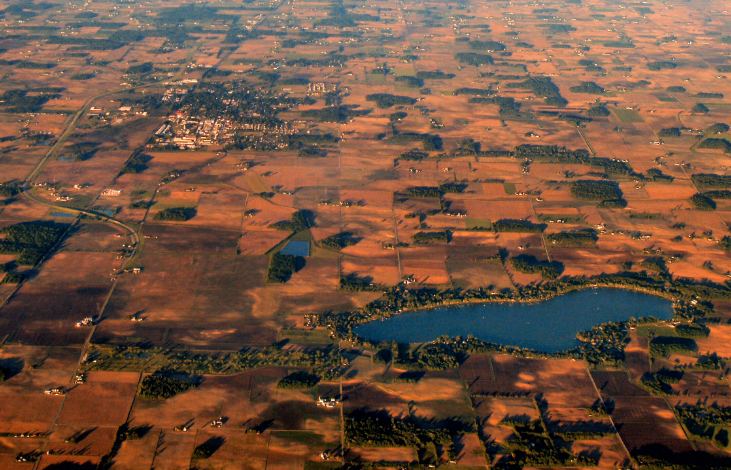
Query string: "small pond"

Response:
xmin=279 ymin=241 xmax=310 ymax=257
xmin=95 ymin=208 xmax=117 ymax=217
xmin=353 ymin=288 xmax=674 ymax=353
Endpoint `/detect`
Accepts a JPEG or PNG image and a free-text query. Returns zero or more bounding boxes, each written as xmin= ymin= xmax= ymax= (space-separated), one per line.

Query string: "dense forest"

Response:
xmin=365 ymin=93 xmax=416 ymax=108
xmin=319 ymin=232 xmax=358 ymax=250
xmin=509 ymin=255 xmax=562 ymax=280
xmin=690 ymin=193 xmax=716 ymax=211
xmin=569 ymin=81 xmax=605 ymax=94
xmin=153 ymin=208 xmax=192 ymax=221
xmin=0 ymin=221 xmax=66 ymax=265
xmin=516 ymin=145 xmax=633 ymax=175
xmin=507 ymin=77 xmax=567 ymax=107
xmin=546 ymin=231 xmax=598 ymax=247
xmin=692 ymin=174 xmax=731 ymax=188
xmin=454 ymin=52 xmax=494 ymax=66
xmin=301 ymin=106 xmax=370 ymax=123
xmin=269 ymin=210 xmax=314 ymax=232
xmin=266 ymin=253 xmax=301 ymax=283
xmin=138 ymin=374 xmax=198 ymax=399
xmin=277 ymin=370 xmax=320 ymax=388
xmin=569 ymin=181 xmax=622 ymax=201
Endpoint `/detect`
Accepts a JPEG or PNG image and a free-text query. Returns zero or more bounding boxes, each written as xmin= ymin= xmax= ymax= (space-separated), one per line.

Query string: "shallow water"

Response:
xmin=353 ymin=288 xmax=674 ymax=352
xmin=95 ymin=209 xmax=116 ymax=217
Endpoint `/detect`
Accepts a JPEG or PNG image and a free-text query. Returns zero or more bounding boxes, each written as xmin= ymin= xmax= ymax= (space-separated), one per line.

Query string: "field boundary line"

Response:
xmin=587 ymin=370 xmax=635 ymax=469
xmin=526 ymin=195 xmax=551 ymax=263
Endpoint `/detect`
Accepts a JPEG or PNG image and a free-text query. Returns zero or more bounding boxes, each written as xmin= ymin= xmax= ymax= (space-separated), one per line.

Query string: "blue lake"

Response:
xmin=50 ymin=212 xmax=75 ymax=218
xmin=353 ymin=288 xmax=674 ymax=352
xmin=279 ymin=241 xmax=310 ymax=257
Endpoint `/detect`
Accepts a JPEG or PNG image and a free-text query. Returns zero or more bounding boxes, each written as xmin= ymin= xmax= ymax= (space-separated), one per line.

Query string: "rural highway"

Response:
xmin=19 ymin=42 xmax=202 ymax=273
xmin=16 ymin=50 xmax=200 ymax=469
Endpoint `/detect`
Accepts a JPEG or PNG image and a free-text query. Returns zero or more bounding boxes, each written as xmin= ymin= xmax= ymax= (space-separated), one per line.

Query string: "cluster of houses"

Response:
xmin=317 ymin=396 xmax=341 ymax=408
xmin=307 ymin=82 xmax=335 ymax=95
xmin=153 ymin=111 xmax=233 ymax=149
xmin=154 ymin=111 xmax=294 ymax=150
xmin=75 ymin=316 xmax=96 ymax=327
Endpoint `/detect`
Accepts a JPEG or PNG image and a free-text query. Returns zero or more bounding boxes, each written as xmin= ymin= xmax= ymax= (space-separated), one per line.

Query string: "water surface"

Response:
xmin=354 ymin=288 xmax=673 ymax=352
xmin=280 ymin=241 xmax=310 ymax=257
xmin=95 ymin=209 xmax=117 ymax=217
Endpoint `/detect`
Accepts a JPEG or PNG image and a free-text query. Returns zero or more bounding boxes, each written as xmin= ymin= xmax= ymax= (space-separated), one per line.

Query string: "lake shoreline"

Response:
xmin=353 ymin=287 xmax=675 ymax=352
xmin=317 ymin=273 xmax=719 ymax=362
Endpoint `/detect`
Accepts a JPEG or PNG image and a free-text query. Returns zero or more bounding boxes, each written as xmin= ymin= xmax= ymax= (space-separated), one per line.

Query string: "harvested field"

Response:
xmin=57 ymin=372 xmax=139 ymax=426
xmin=2 ymin=0 xmax=731 ymax=464
xmin=590 ymin=371 xmax=650 ymax=399
xmin=190 ymin=430 xmax=270 ymax=470
xmin=239 ymin=231 xmax=292 ymax=256
xmin=695 ymin=325 xmax=731 ymax=358
xmin=399 ymin=259 xmax=451 ymax=285
xmin=340 ymin=257 xmax=401 ymax=286
xmin=445 ymin=260 xmax=514 ymax=291
xmin=462 ymin=355 xmax=600 ymax=407
xmin=624 ymin=332 xmax=651 ymax=381
xmin=111 ymin=427 xmax=161 ymax=470
xmin=97 ymin=253 xmax=273 ymax=347
xmin=346 ymin=447 xmax=417 ymax=464
xmin=0 ymin=252 xmax=120 ymax=346
xmin=611 ymin=396 xmax=693 ymax=454
xmin=569 ymin=435 xmax=630 ymax=468
xmin=47 ymin=424 xmax=118 ymax=456
xmin=149 ymin=430 xmax=198 ymax=470
xmin=0 ymin=393 xmax=64 ymax=434
xmin=0 ymin=345 xmax=81 ymax=394
xmin=142 ymin=225 xmax=241 ymax=254
xmin=341 ymin=382 xmax=409 ymax=417
xmin=453 ymin=433 xmax=489 ymax=467
xmin=37 ymin=455 xmax=102 ymax=469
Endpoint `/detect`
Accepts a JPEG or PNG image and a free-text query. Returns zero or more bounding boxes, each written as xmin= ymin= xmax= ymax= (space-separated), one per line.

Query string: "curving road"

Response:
xmin=19 ymin=44 xmax=201 ymax=273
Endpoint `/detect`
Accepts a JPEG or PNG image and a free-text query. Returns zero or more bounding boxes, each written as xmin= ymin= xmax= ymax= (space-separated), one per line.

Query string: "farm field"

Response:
xmin=0 ymin=0 xmax=730 ymax=468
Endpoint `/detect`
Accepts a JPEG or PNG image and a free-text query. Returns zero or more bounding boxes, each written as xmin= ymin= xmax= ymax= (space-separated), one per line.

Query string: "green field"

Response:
xmin=278 ymin=328 xmax=334 ymax=344
xmin=365 ymin=73 xmax=387 ymax=85
xmin=635 ymin=324 xmax=677 ymax=338
xmin=613 ymin=108 xmax=644 ymax=123
xmin=656 ymin=94 xmax=679 ymax=102
xmin=506 ymin=64 xmax=527 ymax=73
xmin=465 ymin=217 xmax=492 ymax=230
